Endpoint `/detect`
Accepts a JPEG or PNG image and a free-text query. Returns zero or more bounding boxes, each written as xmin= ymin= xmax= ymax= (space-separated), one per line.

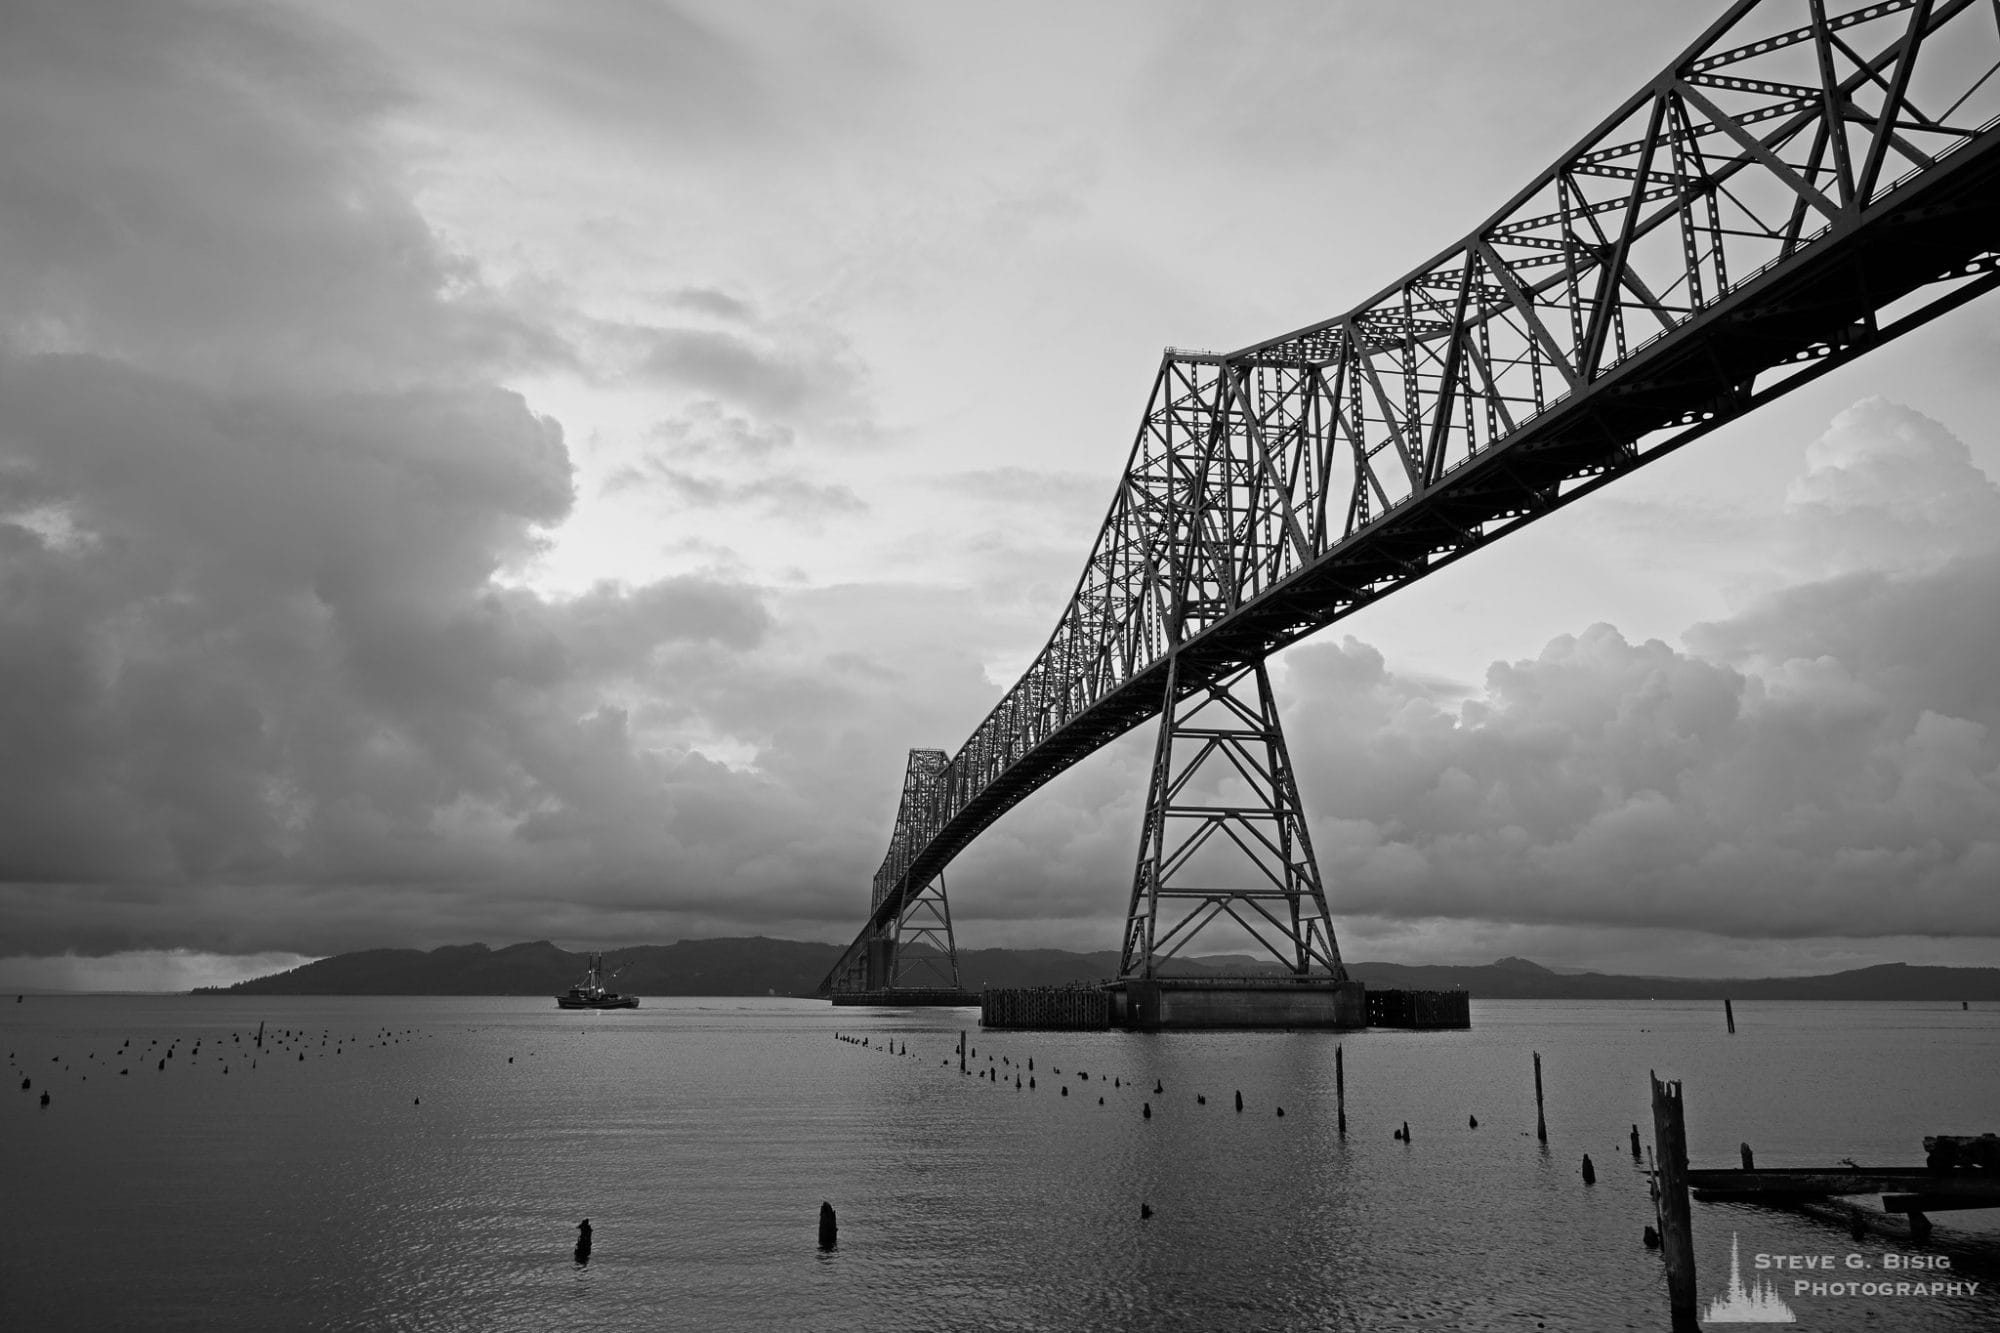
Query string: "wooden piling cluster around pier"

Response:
xmin=1362 ymin=988 xmax=1470 ymax=1029
xmin=980 ymin=985 xmax=1112 ymax=1031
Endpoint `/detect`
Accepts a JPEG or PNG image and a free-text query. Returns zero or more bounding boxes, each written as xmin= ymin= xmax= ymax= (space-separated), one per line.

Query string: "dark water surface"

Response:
xmin=4 ymin=996 xmax=1996 ymax=1330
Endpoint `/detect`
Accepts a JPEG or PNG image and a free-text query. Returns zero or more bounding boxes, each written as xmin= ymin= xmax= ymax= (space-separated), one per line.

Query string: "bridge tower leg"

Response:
xmin=891 ymin=873 xmax=961 ymax=990
xmin=1113 ymin=658 xmax=1362 ymax=1029
xmin=861 ymin=927 xmax=895 ymax=991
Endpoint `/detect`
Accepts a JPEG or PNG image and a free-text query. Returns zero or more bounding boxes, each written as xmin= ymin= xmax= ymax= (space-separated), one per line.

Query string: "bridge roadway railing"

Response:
xmin=822 ymin=0 xmax=2000 ymax=992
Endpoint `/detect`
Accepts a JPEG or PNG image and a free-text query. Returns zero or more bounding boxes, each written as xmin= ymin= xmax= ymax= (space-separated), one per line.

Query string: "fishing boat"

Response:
xmin=555 ymin=953 xmax=639 ymax=1009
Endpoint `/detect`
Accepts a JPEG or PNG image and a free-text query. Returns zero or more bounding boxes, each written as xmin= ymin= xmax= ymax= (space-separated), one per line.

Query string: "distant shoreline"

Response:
xmin=166 ymin=940 xmax=2000 ymax=1003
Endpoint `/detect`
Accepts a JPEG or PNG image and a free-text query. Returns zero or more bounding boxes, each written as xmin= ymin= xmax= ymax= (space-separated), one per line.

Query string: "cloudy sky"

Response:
xmin=2 ymin=0 xmax=1997 ymax=990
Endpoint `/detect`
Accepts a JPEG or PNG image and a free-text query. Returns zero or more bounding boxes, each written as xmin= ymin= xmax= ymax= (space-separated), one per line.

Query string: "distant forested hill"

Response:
xmin=1346 ymin=957 xmax=2000 ymax=1000
xmin=197 ymin=938 xmax=844 ymax=997
xmin=195 ymin=940 xmax=2000 ymax=1001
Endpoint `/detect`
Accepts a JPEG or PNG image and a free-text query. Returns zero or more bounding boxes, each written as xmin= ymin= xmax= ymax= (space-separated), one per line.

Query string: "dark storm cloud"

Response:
xmin=0 ymin=340 xmax=784 ymax=927
xmin=0 ymin=0 xmax=901 ymax=958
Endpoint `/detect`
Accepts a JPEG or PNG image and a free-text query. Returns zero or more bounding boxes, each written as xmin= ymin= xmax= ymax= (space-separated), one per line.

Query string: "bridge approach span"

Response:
xmin=821 ymin=0 xmax=2000 ymax=993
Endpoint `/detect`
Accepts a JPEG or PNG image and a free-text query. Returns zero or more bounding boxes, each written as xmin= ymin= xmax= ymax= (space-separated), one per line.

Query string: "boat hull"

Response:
xmin=556 ymin=994 xmax=639 ymax=1009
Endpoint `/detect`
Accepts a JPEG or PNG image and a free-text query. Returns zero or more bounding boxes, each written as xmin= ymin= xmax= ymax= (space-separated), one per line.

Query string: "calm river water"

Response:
xmin=3 ymin=996 xmax=1996 ymax=1330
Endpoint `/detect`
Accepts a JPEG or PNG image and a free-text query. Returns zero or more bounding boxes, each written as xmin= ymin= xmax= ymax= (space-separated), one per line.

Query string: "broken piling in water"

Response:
xmin=1335 ymin=1044 xmax=1347 ymax=1136
xmin=1649 ymin=1073 xmax=1697 ymax=1331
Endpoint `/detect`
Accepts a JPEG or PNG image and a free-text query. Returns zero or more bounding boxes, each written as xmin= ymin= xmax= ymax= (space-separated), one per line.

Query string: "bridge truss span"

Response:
xmin=821 ymin=0 xmax=2000 ymax=994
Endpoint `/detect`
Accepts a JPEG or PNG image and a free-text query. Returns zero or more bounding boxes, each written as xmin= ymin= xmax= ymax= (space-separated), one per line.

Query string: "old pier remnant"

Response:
xmin=1364 ymin=989 xmax=1470 ymax=1028
xmin=980 ymin=986 xmax=1110 ymax=1031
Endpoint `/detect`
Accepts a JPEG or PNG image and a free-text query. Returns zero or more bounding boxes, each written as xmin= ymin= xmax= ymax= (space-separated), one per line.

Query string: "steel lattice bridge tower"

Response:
xmin=820 ymin=0 xmax=2000 ymax=1024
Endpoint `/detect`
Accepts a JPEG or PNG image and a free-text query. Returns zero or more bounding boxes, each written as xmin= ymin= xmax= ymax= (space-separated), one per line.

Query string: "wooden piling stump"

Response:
xmin=1650 ymin=1073 xmax=1697 ymax=1330
xmin=1335 ymin=1044 xmax=1347 ymax=1136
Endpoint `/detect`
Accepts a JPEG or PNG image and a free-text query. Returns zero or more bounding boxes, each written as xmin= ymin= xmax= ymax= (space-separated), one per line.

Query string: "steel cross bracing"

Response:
xmin=1120 ymin=661 xmax=1344 ymax=982
xmin=892 ymin=873 xmax=961 ymax=989
xmin=844 ymin=748 xmax=966 ymax=991
xmin=820 ymin=0 xmax=2000 ymax=994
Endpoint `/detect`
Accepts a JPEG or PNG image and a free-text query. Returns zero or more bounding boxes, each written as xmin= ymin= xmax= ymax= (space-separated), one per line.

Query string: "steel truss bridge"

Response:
xmin=821 ymin=0 xmax=2000 ymax=997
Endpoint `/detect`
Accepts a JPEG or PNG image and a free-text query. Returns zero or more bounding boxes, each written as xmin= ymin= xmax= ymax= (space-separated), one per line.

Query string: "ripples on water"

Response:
xmin=4 ymin=997 xmax=1996 ymax=1330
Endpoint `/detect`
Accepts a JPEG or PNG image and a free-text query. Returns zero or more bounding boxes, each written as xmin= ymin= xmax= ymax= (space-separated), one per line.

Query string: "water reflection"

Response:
xmin=1 ymin=997 xmax=1995 ymax=1330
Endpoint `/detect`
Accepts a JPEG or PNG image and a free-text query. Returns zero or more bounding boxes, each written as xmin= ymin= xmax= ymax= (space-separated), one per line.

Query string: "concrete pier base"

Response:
xmin=1107 ymin=978 xmax=1367 ymax=1031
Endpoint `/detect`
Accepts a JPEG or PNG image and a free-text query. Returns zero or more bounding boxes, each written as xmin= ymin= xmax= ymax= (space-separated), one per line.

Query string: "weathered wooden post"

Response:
xmin=959 ymin=1030 xmax=966 ymax=1074
xmin=1630 ymin=1123 xmax=1642 ymax=1158
xmin=1650 ymin=1073 xmax=1697 ymax=1331
xmin=1533 ymin=1052 xmax=1547 ymax=1143
xmin=1724 ymin=998 xmax=1735 ymax=1033
xmin=1335 ymin=1044 xmax=1347 ymax=1136
xmin=1740 ymin=1141 xmax=1754 ymax=1170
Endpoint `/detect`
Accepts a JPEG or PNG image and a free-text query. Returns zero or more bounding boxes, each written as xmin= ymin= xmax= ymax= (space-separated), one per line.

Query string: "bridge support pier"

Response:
xmin=829 ymin=875 xmax=972 ymax=1004
xmin=891 ymin=872 xmax=961 ymax=990
xmin=826 ymin=748 xmax=975 ymax=1005
xmin=1108 ymin=977 xmax=1366 ymax=1031
xmin=1115 ymin=657 xmax=1361 ymax=1029
xmin=862 ymin=933 xmax=896 ymax=990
